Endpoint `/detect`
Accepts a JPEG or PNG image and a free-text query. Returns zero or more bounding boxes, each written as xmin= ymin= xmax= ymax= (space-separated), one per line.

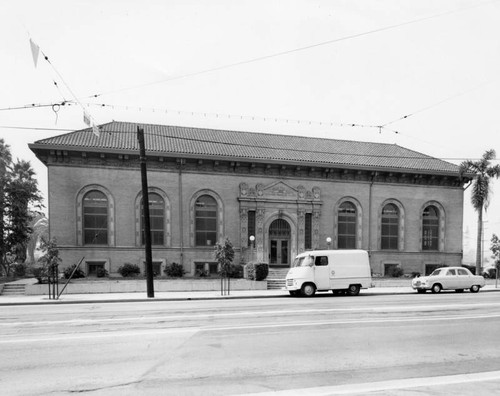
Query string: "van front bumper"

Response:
xmin=285 ymin=278 xmax=301 ymax=291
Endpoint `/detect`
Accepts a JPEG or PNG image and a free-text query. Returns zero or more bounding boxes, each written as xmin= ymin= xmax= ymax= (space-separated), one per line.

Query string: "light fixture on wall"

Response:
xmin=326 ymin=237 xmax=332 ymax=250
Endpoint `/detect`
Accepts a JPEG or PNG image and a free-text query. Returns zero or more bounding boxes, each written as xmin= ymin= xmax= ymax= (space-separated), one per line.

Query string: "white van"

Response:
xmin=285 ymin=250 xmax=372 ymax=297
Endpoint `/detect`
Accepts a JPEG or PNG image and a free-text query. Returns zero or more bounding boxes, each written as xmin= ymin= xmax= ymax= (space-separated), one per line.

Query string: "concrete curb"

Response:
xmin=1 ymin=286 xmax=499 ymax=306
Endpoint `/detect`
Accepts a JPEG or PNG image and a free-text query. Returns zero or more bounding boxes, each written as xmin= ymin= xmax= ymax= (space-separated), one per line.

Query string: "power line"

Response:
xmin=87 ymin=0 xmax=500 ymax=99
xmin=3 ymin=123 xmax=496 ymax=162
xmin=0 ymin=125 xmax=75 ymax=132
xmin=382 ymin=81 xmax=491 ymax=127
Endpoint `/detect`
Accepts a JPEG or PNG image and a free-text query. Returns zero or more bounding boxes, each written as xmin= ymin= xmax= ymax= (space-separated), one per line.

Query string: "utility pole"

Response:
xmin=137 ymin=126 xmax=154 ymax=298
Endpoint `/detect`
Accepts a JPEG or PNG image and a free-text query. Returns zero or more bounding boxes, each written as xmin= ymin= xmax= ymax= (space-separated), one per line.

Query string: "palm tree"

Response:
xmin=460 ymin=150 xmax=500 ymax=275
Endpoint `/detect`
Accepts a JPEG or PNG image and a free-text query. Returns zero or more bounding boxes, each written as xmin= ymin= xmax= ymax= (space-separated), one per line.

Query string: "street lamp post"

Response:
xmin=326 ymin=237 xmax=332 ymax=250
xmin=249 ymin=235 xmax=255 ymax=262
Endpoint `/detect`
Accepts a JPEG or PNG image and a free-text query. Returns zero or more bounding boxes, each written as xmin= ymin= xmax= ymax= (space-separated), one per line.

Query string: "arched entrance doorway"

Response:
xmin=269 ymin=219 xmax=291 ymax=266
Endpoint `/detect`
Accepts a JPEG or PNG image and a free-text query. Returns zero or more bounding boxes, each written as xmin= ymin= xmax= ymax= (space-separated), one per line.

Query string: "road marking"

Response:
xmin=2 ymin=302 xmax=499 ymax=327
xmin=200 ymin=312 xmax=500 ymax=332
xmin=1 ymin=312 xmax=500 ymax=344
xmin=239 ymin=370 xmax=500 ymax=395
xmin=0 ymin=327 xmax=201 ymax=344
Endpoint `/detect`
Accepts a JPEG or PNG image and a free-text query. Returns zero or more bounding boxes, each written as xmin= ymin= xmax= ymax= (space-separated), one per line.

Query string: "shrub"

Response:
xmin=196 ymin=268 xmax=209 ymax=277
xmin=462 ymin=264 xmax=476 ymax=275
xmin=483 ymin=268 xmax=497 ymax=279
xmin=228 ymin=263 xmax=243 ymax=278
xmin=12 ymin=262 xmax=27 ymax=277
xmin=118 ymin=263 xmax=141 ymax=277
xmin=390 ymin=266 xmax=404 ymax=278
xmin=32 ymin=266 xmax=47 ymax=283
xmin=245 ymin=262 xmax=269 ymax=281
xmin=63 ymin=264 xmax=86 ymax=279
xmin=96 ymin=267 xmax=109 ymax=278
xmin=164 ymin=262 xmax=185 ymax=278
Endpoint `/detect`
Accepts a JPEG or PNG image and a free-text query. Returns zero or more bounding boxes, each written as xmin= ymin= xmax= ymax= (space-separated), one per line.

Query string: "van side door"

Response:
xmin=314 ymin=255 xmax=330 ymax=290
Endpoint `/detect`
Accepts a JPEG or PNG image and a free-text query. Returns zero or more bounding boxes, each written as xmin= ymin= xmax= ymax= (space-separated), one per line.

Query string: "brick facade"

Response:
xmin=30 ymin=122 xmax=467 ymax=277
xmin=44 ymin=157 xmax=464 ymax=277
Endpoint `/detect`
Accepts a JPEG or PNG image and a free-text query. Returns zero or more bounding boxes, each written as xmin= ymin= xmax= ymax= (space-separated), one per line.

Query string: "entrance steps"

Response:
xmin=267 ymin=267 xmax=289 ymax=290
xmin=1 ymin=283 xmax=26 ymax=295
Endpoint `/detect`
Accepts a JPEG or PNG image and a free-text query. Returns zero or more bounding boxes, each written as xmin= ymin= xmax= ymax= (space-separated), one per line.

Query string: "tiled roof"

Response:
xmin=30 ymin=121 xmax=460 ymax=175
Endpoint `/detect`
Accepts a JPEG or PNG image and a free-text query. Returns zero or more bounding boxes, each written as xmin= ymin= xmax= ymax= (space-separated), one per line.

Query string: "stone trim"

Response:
xmin=378 ymin=199 xmax=405 ymax=251
xmin=76 ymin=184 xmax=115 ymax=247
xmin=134 ymin=187 xmax=171 ymax=247
xmin=419 ymin=201 xmax=446 ymax=252
xmin=189 ymin=189 xmax=224 ymax=247
xmin=333 ymin=197 xmax=363 ymax=250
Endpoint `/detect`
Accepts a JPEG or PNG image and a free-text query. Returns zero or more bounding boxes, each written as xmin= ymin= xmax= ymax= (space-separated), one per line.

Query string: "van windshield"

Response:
xmin=292 ymin=256 xmax=314 ymax=267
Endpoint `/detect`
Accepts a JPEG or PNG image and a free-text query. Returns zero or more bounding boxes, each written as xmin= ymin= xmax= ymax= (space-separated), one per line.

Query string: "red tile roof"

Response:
xmin=30 ymin=121 xmax=460 ymax=175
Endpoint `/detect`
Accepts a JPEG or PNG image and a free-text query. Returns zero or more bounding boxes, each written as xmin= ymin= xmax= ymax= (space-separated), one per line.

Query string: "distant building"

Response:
xmin=29 ymin=121 xmax=470 ymax=277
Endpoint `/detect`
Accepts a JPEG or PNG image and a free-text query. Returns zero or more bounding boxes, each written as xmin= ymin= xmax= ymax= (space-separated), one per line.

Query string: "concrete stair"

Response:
xmin=267 ymin=268 xmax=289 ymax=290
xmin=1 ymin=283 xmax=26 ymax=295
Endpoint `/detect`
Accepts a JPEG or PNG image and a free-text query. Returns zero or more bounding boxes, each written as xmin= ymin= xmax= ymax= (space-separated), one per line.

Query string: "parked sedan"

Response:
xmin=412 ymin=266 xmax=485 ymax=293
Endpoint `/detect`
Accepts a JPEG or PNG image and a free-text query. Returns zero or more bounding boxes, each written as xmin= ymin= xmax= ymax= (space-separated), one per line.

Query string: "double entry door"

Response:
xmin=270 ymin=238 xmax=289 ymax=266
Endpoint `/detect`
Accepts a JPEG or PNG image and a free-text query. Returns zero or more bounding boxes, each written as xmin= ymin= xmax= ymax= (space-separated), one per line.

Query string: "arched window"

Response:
xmin=83 ymin=190 xmax=108 ymax=245
xmin=141 ymin=193 xmax=164 ymax=246
xmin=422 ymin=205 xmax=439 ymax=250
xmin=338 ymin=201 xmax=356 ymax=249
xmin=195 ymin=195 xmax=217 ymax=246
xmin=381 ymin=203 xmax=399 ymax=250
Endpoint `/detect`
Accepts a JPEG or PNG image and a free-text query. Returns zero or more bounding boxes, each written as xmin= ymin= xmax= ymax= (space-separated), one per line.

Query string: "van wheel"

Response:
xmin=301 ymin=283 xmax=316 ymax=297
xmin=470 ymin=285 xmax=480 ymax=293
xmin=346 ymin=284 xmax=360 ymax=296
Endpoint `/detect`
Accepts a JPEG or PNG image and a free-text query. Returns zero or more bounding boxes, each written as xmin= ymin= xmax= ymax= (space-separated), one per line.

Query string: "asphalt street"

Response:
xmin=1 ymin=292 xmax=499 ymax=395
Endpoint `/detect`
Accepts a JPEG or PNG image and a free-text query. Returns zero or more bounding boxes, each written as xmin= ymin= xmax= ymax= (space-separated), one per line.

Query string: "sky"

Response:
xmin=1 ymin=0 xmax=499 ymax=263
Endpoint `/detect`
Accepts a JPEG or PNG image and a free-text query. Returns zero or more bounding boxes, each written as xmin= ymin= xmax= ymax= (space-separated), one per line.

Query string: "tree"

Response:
xmin=0 ymin=139 xmax=43 ymax=276
xmin=0 ymin=139 xmax=12 ymax=276
xmin=214 ymin=238 xmax=235 ymax=278
xmin=26 ymin=212 xmax=49 ymax=263
xmin=460 ymin=150 xmax=500 ymax=275
xmin=214 ymin=238 xmax=235 ymax=295
xmin=491 ymin=234 xmax=500 ymax=276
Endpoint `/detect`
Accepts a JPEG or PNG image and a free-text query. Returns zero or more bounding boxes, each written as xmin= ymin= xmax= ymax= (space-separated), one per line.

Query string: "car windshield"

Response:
xmin=292 ymin=256 xmax=314 ymax=267
xmin=430 ymin=269 xmax=444 ymax=276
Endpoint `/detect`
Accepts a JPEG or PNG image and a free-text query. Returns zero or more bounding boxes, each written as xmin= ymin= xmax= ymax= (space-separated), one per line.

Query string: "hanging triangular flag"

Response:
xmin=29 ymin=39 xmax=40 ymax=68
xmin=92 ymin=124 xmax=100 ymax=138
xmin=83 ymin=111 xmax=91 ymax=126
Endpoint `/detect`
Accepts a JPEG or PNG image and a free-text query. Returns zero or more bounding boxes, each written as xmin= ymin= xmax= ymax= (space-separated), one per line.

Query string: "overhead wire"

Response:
xmin=6 ymin=123 xmax=492 ymax=162
xmin=85 ymin=0 xmax=500 ymax=99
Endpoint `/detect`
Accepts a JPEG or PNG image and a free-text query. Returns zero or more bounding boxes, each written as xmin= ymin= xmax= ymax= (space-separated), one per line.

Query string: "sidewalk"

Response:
xmin=1 ymin=283 xmax=499 ymax=306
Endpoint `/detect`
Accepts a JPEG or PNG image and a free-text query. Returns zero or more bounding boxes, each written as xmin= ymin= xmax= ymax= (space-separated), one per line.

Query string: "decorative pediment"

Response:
xmin=239 ymin=181 xmax=320 ymax=201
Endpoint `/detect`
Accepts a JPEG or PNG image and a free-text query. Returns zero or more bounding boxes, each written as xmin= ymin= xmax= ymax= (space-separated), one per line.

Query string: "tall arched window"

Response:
xmin=423 ymin=205 xmax=439 ymax=251
xmin=195 ymin=195 xmax=217 ymax=246
xmin=83 ymin=190 xmax=108 ymax=245
xmin=381 ymin=203 xmax=399 ymax=250
xmin=141 ymin=193 xmax=164 ymax=245
xmin=338 ymin=201 xmax=356 ymax=249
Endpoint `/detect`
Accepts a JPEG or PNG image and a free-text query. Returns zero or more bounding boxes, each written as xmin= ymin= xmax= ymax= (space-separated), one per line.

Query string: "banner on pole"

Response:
xmin=29 ymin=39 xmax=40 ymax=68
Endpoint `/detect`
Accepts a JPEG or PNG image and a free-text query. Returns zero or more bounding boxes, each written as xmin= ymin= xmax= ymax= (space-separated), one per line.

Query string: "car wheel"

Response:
xmin=431 ymin=284 xmax=442 ymax=293
xmin=346 ymin=284 xmax=361 ymax=296
xmin=417 ymin=289 xmax=426 ymax=294
xmin=455 ymin=289 xmax=464 ymax=293
xmin=301 ymin=283 xmax=316 ymax=297
xmin=470 ymin=285 xmax=480 ymax=293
